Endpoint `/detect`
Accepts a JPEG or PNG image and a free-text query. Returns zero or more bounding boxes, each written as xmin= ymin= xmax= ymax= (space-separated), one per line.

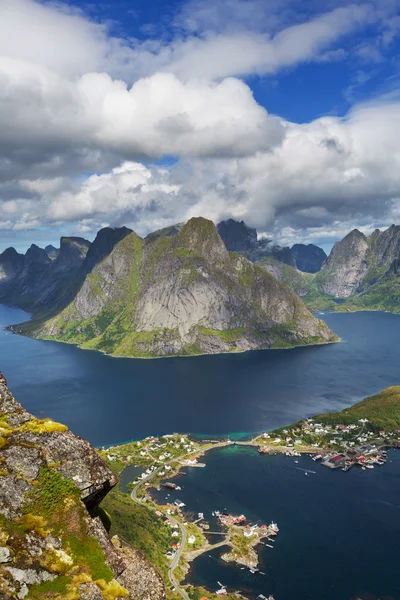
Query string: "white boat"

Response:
xmin=269 ymin=521 xmax=279 ymax=534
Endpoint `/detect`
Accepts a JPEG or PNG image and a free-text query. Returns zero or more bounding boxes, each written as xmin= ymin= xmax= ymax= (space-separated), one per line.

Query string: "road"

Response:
xmin=130 ymin=467 xmax=190 ymax=600
xmin=129 ymin=439 xmax=238 ymax=600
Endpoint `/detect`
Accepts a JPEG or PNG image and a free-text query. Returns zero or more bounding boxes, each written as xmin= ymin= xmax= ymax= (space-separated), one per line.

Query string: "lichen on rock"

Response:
xmin=0 ymin=372 xmax=165 ymax=600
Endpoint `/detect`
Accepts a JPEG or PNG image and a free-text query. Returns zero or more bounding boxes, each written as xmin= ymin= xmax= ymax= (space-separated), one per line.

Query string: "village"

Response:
xmin=254 ymin=417 xmax=400 ymax=472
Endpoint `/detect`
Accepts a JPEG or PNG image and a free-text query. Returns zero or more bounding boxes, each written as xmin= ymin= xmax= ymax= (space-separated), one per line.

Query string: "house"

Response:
xmin=244 ymin=529 xmax=255 ymax=537
xmin=188 ymin=535 xmax=196 ymax=545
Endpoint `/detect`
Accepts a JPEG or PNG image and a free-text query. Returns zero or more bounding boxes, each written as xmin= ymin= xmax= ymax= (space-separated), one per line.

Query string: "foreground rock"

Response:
xmin=23 ymin=217 xmax=338 ymax=357
xmin=0 ymin=373 xmax=165 ymax=600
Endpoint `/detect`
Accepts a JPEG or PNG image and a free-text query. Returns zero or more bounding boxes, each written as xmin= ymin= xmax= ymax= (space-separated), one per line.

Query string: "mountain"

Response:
xmin=0 ymin=372 xmax=165 ymax=600
xmin=217 ymin=219 xmax=296 ymax=267
xmin=315 ymin=229 xmax=371 ymax=298
xmin=84 ymin=227 xmax=132 ymax=273
xmin=256 ymin=256 xmax=313 ymax=297
xmin=291 ymin=243 xmax=327 ymax=273
xmin=19 ymin=217 xmax=338 ymax=357
xmin=314 ymin=225 xmax=400 ymax=307
xmin=45 ymin=244 xmax=59 ymax=260
xmin=0 ymin=248 xmax=25 ymax=282
xmin=0 ymin=229 xmax=134 ymax=317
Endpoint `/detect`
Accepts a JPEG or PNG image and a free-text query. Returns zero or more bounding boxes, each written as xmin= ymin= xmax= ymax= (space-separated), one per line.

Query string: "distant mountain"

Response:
xmin=0 ymin=228 xmax=132 ymax=315
xmin=217 ymin=219 xmax=296 ymax=267
xmin=17 ymin=217 xmax=337 ymax=357
xmin=291 ymin=243 xmax=327 ymax=273
xmin=45 ymin=244 xmax=59 ymax=260
xmin=303 ymin=225 xmax=400 ymax=313
xmin=0 ymin=237 xmax=90 ymax=312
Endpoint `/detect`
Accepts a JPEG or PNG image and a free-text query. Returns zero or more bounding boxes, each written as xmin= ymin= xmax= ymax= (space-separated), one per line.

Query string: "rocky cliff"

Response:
xmin=315 ymin=225 xmax=400 ymax=303
xmin=291 ymin=244 xmax=327 ymax=274
xmin=0 ymin=228 xmax=135 ymax=318
xmin=22 ymin=217 xmax=337 ymax=357
xmin=217 ymin=219 xmax=296 ymax=266
xmin=257 ymin=256 xmax=313 ymax=297
xmin=0 ymin=373 xmax=165 ymax=600
xmin=316 ymin=229 xmax=370 ymax=298
xmin=0 ymin=237 xmax=91 ymax=313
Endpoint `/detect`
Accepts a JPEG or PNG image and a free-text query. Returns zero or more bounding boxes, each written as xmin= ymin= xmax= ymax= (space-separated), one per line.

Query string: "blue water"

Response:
xmin=1 ymin=304 xmax=400 ymax=599
xmin=1 ymin=305 xmax=400 ymax=446
xmin=152 ymin=446 xmax=400 ymax=600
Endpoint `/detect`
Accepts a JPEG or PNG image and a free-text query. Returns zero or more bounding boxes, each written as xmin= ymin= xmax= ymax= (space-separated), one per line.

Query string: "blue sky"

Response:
xmin=66 ymin=0 xmax=400 ymax=122
xmin=0 ymin=0 xmax=399 ymax=252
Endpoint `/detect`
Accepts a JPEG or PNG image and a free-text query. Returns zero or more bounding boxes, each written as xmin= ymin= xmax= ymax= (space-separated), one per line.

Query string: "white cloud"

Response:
xmin=4 ymin=99 xmax=399 ymax=245
xmin=0 ymin=0 xmax=399 ymax=247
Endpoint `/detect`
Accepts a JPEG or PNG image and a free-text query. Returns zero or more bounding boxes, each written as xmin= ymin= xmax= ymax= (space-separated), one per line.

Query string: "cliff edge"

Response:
xmin=0 ymin=373 xmax=165 ymax=600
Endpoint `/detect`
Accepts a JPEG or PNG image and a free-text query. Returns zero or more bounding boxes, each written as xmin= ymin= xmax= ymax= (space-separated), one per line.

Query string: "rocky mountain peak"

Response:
xmin=25 ymin=244 xmax=51 ymax=266
xmin=291 ymin=243 xmax=327 ymax=273
xmin=217 ymin=219 xmax=257 ymax=252
xmin=84 ymin=226 xmax=133 ymax=273
xmin=56 ymin=236 xmax=91 ymax=269
xmin=217 ymin=218 xmax=296 ymax=267
xmin=45 ymin=244 xmax=59 ymax=260
xmin=0 ymin=248 xmax=25 ymax=281
xmin=316 ymin=229 xmax=370 ymax=298
xmin=374 ymin=224 xmax=400 ymax=267
xmin=176 ymin=217 xmax=228 ymax=262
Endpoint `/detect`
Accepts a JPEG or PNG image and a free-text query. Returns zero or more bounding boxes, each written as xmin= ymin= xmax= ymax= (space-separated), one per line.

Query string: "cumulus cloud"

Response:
xmin=4 ymin=99 xmax=399 ymax=245
xmin=0 ymin=0 xmax=400 ymax=247
xmin=0 ymin=59 xmax=281 ymax=181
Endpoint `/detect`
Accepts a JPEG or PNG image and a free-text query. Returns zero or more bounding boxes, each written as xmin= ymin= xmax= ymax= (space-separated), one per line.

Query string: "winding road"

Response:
xmin=130 ymin=467 xmax=190 ymax=600
xmin=129 ymin=439 xmax=239 ymax=599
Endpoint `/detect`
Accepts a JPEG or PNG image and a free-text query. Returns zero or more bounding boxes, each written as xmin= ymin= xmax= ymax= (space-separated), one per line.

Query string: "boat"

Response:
xmin=269 ymin=521 xmax=279 ymax=534
xmin=312 ymin=454 xmax=323 ymax=461
xmin=305 ymin=472 xmax=308 ymax=476
xmin=162 ymin=482 xmax=177 ymax=490
xmin=366 ymin=464 xmax=374 ymax=469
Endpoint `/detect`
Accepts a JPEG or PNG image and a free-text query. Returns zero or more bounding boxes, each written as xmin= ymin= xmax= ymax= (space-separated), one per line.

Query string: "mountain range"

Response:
xmin=3 ymin=217 xmax=400 ymax=356
xmin=217 ymin=220 xmax=400 ymax=314
xmin=0 ymin=218 xmax=336 ymax=358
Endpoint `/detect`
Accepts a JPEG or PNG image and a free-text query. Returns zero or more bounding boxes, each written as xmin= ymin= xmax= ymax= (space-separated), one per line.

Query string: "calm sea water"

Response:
xmin=1 ymin=305 xmax=400 ymax=446
xmin=1 ymin=304 xmax=400 ymax=599
xmin=152 ymin=446 xmax=400 ymax=600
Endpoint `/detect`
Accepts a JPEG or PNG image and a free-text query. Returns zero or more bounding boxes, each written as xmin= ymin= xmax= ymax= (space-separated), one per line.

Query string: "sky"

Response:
xmin=0 ymin=0 xmax=400 ymax=252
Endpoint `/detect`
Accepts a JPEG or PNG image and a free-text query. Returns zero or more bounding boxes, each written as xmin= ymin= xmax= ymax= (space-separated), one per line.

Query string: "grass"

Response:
xmin=3 ymin=465 xmax=126 ymax=599
xmin=199 ymin=327 xmax=246 ymax=343
xmin=100 ymin=486 xmax=173 ymax=579
xmin=316 ymin=386 xmax=400 ymax=431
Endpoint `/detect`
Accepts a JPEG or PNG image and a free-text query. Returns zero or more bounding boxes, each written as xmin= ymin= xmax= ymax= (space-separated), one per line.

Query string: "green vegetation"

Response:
xmin=335 ymin=277 xmax=400 ymax=314
xmin=101 ymin=487 xmax=173 ymax=578
xmin=316 ymin=386 xmax=400 ymax=431
xmin=199 ymin=327 xmax=246 ymax=343
xmin=23 ymin=468 xmax=78 ymax=517
xmin=27 ymin=217 xmax=336 ymax=358
xmin=256 ymin=386 xmax=400 ymax=457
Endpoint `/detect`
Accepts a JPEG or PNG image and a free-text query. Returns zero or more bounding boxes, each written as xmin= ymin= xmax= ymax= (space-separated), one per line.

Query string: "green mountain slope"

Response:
xmin=20 ymin=218 xmax=338 ymax=358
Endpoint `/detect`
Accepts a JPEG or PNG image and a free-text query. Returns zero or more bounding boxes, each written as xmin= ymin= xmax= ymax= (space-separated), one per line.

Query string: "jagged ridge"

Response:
xmin=22 ymin=217 xmax=338 ymax=357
